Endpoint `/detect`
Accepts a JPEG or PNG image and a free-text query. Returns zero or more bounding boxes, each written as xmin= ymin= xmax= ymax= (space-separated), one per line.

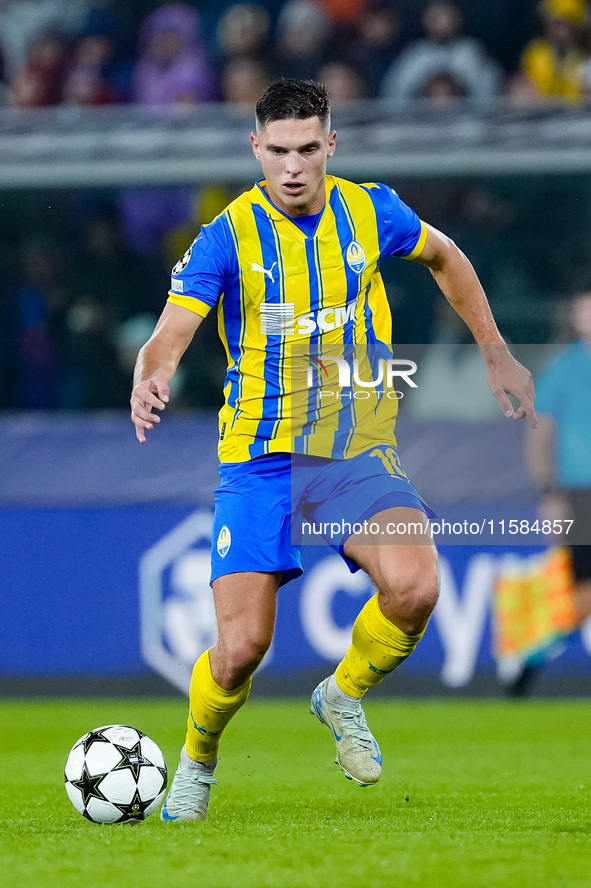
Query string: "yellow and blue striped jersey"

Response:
xmin=167 ymin=175 xmax=426 ymax=463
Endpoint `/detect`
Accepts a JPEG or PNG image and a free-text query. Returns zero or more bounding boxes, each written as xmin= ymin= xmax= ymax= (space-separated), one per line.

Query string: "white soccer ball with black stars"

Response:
xmin=64 ymin=725 xmax=167 ymax=823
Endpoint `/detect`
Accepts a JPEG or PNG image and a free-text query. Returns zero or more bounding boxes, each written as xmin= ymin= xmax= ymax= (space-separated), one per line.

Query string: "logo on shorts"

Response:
xmin=345 ymin=241 xmax=366 ymax=274
xmin=217 ymin=525 xmax=231 ymax=557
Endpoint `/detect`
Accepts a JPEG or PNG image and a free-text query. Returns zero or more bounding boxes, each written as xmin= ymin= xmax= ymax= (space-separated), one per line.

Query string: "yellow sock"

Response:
xmin=335 ymin=594 xmax=425 ymax=698
xmin=185 ymin=650 xmax=251 ymax=762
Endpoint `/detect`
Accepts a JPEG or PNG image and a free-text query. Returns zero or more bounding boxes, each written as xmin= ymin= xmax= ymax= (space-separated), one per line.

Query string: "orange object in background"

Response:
xmin=494 ymin=547 xmax=578 ymax=661
xmin=317 ymin=0 xmax=367 ymax=24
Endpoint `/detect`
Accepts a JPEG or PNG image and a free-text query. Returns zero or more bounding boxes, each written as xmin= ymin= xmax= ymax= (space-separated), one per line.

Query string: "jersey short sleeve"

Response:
xmin=361 ymin=183 xmax=427 ymax=260
xmin=167 ymin=214 xmax=235 ymax=318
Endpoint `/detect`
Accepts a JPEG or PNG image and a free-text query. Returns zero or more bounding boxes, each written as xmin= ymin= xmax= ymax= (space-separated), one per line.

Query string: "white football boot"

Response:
xmin=160 ymin=746 xmax=218 ymax=821
xmin=311 ymin=676 xmax=382 ymax=786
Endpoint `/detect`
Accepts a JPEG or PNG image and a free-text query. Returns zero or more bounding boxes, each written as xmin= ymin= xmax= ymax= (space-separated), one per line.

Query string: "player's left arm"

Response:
xmin=411 ymin=222 xmax=537 ymax=427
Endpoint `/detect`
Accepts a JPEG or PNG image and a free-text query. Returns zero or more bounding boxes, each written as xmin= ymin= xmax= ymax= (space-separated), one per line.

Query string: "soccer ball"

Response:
xmin=64 ymin=724 xmax=167 ymax=823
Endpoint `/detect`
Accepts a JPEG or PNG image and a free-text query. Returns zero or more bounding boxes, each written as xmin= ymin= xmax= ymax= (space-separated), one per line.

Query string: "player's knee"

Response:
xmin=409 ymin=573 xmax=439 ymax=629
xmin=237 ymin=635 xmax=271 ymax=671
xmin=379 ymin=557 xmax=439 ymax=635
xmin=218 ymin=631 xmax=272 ymax=682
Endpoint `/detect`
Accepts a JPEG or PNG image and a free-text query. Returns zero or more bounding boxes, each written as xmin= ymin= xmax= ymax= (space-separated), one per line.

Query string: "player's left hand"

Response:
xmin=481 ymin=344 xmax=538 ymax=427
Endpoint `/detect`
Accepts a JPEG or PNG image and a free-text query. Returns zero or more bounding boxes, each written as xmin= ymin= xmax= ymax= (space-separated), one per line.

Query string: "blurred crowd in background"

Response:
xmin=2 ymin=0 xmax=591 ymax=108
xmin=1 ymin=0 xmax=591 ymax=411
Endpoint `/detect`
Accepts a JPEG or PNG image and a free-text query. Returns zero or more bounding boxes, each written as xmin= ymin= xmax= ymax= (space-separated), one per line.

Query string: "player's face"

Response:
xmin=251 ymin=117 xmax=336 ymax=217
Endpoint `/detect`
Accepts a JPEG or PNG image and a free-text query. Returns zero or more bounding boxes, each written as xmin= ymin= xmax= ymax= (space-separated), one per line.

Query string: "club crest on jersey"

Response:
xmin=345 ymin=241 xmax=366 ymax=274
xmin=217 ymin=525 xmax=231 ymax=557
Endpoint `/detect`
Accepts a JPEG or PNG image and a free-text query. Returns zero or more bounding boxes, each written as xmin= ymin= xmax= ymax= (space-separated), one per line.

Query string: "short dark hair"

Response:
xmin=255 ymin=79 xmax=331 ymax=131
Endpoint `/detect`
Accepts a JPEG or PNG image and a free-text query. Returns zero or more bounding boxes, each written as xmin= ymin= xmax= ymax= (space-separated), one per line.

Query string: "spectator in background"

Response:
xmin=380 ymin=0 xmax=501 ymax=108
xmin=275 ymin=0 xmax=333 ymax=81
xmin=511 ymin=0 xmax=587 ymax=105
xmin=121 ymin=4 xmax=216 ymax=256
xmin=133 ymin=3 xmax=216 ymax=105
xmin=421 ymin=70 xmax=466 ymax=108
xmin=63 ymin=31 xmax=119 ymax=106
xmin=347 ymin=0 xmax=401 ymax=98
xmin=7 ymin=30 xmax=68 ymax=108
xmin=314 ymin=0 xmax=368 ymax=51
xmin=317 ymin=61 xmax=366 ymax=101
xmin=216 ymin=4 xmax=271 ymax=65
xmin=222 ymin=57 xmax=272 ymax=104
xmin=0 ymin=0 xmax=93 ymax=77
xmin=216 ymin=3 xmax=273 ymax=104
xmin=12 ymin=236 xmax=68 ymax=408
xmin=316 ymin=0 xmax=367 ymax=28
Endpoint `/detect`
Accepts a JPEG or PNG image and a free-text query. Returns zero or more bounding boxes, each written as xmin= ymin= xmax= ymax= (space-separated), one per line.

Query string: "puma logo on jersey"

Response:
xmin=251 ymin=261 xmax=277 ymax=283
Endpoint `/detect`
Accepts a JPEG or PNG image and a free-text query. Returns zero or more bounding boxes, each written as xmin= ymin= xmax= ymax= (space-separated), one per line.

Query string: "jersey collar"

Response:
xmin=252 ymin=176 xmax=335 ymax=235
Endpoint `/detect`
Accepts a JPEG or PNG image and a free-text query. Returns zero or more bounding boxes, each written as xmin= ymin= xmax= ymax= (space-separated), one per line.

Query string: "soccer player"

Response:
xmin=130 ymin=79 xmax=536 ymax=821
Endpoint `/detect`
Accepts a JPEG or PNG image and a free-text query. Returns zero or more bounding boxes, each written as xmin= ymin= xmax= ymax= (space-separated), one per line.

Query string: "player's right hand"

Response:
xmin=130 ymin=375 xmax=169 ymax=443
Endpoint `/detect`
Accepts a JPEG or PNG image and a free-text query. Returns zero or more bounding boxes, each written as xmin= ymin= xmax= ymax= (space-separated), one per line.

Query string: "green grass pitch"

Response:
xmin=1 ymin=697 xmax=590 ymax=888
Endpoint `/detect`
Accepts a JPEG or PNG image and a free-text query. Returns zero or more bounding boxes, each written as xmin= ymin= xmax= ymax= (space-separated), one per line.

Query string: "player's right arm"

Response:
xmin=130 ymin=303 xmax=203 ymax=443
xmin=132 ymin=214 xmax=232 ymax=443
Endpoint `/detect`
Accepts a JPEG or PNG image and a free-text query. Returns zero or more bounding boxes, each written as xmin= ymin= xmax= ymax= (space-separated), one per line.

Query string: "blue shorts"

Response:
xmin=210 ymin=447 xmax=433 ymax=587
